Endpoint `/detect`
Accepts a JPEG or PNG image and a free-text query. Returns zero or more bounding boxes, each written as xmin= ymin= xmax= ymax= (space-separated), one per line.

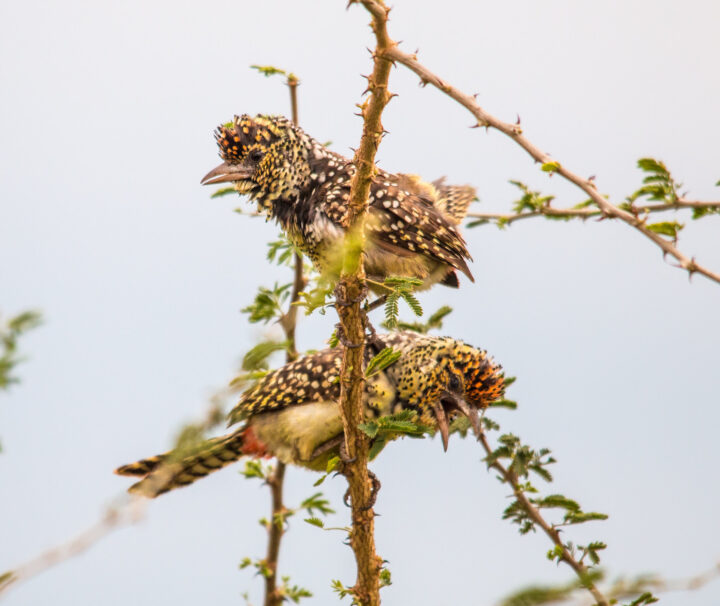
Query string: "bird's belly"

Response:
xmin=364 ymin=245 xmax=446 ymax=292
xmin=249 ymin=401 xmax=344 ymax=471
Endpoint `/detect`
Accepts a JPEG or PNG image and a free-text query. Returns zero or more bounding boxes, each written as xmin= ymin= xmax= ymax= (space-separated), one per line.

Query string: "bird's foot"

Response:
xmin=333 ymin=283 xmax=368 ymax=307
xmin=334 ymin=323 xmax=363 ymax=349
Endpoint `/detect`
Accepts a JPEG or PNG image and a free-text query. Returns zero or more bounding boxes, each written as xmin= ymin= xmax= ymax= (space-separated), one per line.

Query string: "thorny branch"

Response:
xmin=467 ymin=199 xmax=720 ymax=227
xmin=476 ymin=431 xmax=611 ymax=606
xmin=335 ymin=1 xmax=394 ymax=604
xmin=351 ymin=6 xmax=720 ymax=285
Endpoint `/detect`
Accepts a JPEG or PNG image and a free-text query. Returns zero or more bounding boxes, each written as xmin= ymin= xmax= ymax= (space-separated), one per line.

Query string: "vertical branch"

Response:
xmin=336 ymin=2 xmax=394 ymax=604
xmin=262 ymin=72 xmax=305 ymax=606
xmin=287 ymin=74 xmax=299 ymax=125
xmin=263 ymin=462 xmax=287 ymax=606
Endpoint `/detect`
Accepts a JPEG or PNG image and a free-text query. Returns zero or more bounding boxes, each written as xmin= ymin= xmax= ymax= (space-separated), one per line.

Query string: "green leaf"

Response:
xmin=331 ymin=579 xmax=352 ymax=599
xmin=533 ymin=494 xmax=580 ymax=512
xmin=382 ymin=276 xmax=423 ymax=328
xmin=240 ymin=460 xmax=267 ymax=480
xmin=280 ymin=577 xmax=313 ymax=603
xmin=365 ymin=347 xmax=402 ymax=377
xmin=267 ymin=235 xmax=298 ymax=266
xmin=629 ymin=157 xmax=681 ymax=204
xmin=386 ymin=305 xmax=453 ymax=333
xmin=646 ymin=221 xmax=684 ymax=239
xmin=509 ymin=180 xmax=555 ymax=213
xmin=242 ymin=282 xmax=292 ymax=323
xmin=210 ymin=186 xmax=237 ymax=199
xmin=6 ymin=311 xmax=42 ymax=333
xmin=0 ymin=570 xmax=15 ymax=591
xmin=359 ymin=410 xmax=431 ymax=441
xmin=498 ymin=581 xmax=573 ymax=606
xmin=637 ymin=157 xmax=668 ymax=175
xmin=297 ymin=278 xmax=334 ymax=315
xmin=564 ymin=511 xmax=608 ymax=524
xmin=383 ymin=276 xmax=424 ymax=289
xmin=400 ymin=290 xmax=423 ymax=317
xmin=229 ymin=369 xmax=269 ymax=388
xmin=250 ymin=64 xmax=287 ymax=78
xmin=466 ymin=219 xmax=489 ymax=228
xmin=582 ymin=541 xmax=607 ymax=565
xmin=242 ymin=340 xmax=290 ymax=371
xmin=541 ymin=161 xmax=560 ymax=173
xmin=1 ymin=310 xmax=42 ymax=392
xmin=482 ymin=416 xmax=500 ymax=431
xmin=489 ymin=399 xmax=517 ymax=409
xmin=625 ymin=592 xmax=659 ymax=606
xmin=384 ymin=292 xmax=400 ymax=329
xmin=426 ymin=305 xmax=453 ymax=327
xmin=358 ymin=421 xmax=379 ymax=439
xmin=304 ymin=517 xmax=324 ymax=528
xmin=691 ymin=205 xmax=720 ymax=220
xmin=300 ymin=492 xmax=335 ymax=516
xmin=326 ymin=456 xmax=340 ymax=472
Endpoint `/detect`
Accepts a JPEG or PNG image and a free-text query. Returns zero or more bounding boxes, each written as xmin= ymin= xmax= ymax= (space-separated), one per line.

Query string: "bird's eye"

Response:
xmin=249 ymin=149 xmax=263 ymax=162
xmin=448 ymin=374 xmax=461 ymax=391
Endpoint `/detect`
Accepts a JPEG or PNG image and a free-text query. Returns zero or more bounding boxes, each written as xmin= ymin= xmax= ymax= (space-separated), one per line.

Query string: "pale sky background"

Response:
xmin=2 ymin=1 xmax=719 ymax=605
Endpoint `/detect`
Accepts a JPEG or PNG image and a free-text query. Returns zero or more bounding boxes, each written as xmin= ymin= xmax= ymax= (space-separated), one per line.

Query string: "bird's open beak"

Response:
xmin=432 ymin=392 xmax=481 ymax=452
xmin=200 ymin=161 xmax=253 ymax=185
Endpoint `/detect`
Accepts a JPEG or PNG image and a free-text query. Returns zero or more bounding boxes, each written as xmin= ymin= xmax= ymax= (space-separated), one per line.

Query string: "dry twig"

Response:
xmin=476 ymin=431 xmax=611 ymax=606
xmin=467 ymin=199 xmax=720 ymax=227
xmin=0 ymin=499 xmax=144 ymax=598
xmin=261 ymin=72 xmax=305 ymax=606
xmin=351 ymin=5 xmax=720 ymax=285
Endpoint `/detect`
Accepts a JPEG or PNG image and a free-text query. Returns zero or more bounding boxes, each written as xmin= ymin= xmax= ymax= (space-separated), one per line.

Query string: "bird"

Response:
xmin=200 ymin=114 xmax=477 ymax=291
xmin=115 ymin=331 xmax=504 ymax=498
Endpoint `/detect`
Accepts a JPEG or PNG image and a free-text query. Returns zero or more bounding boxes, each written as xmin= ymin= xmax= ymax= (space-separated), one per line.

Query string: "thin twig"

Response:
xmin=263 ymin=462 xmax=287 ymax=606
xmin=569 ymin=561 xmax=720 ymax=605
xmin=466 ymin=199 xmax=720 ymax=227
xmin=335 ymin=1 xmax=394 ymax=604
xmin=356 ymin=19 xmax=720 ymax=284
xmin=0 ymin=499 xmax=145 ymax=598
xmin=0 ymin=391 xmax=228 ymax=600
xmin=262 ymin=71 xmax=305 ymax=606
xmin=476 ymin=431 xmax=611 ymax=606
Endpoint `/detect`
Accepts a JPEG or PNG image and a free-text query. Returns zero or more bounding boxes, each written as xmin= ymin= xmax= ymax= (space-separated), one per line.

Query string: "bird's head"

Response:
xmin=390 ymin=335 xmax=505 ymax=451
xmin=201 ymin=114 xmax=313 ymax=205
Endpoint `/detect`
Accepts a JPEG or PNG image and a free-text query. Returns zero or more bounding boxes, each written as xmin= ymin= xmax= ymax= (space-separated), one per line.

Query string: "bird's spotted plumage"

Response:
xmin=115 ymin=332 xmax=504 ymax=497
xmin=202 ymin=114 xmax=477 ymax=290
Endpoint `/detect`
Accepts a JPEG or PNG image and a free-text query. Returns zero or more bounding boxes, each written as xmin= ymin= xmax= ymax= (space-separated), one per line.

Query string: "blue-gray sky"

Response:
xmin=1 ymin=1 xmax=719 ymax=604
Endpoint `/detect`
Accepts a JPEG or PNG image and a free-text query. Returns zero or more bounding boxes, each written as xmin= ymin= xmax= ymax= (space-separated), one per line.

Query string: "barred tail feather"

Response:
xmin=115 ymin=454 xmax=166 ymax=477
xmin=432 ymin=179 xmax=477 ymax=225
xmin=114 ymin=431 xmax=247 ymax=498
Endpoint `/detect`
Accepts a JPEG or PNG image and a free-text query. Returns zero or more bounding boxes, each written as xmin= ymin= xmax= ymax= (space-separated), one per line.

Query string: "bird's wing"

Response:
xmin=366 ymin=180 xmax=474 ymax=280
xmin=228 ymin=348 xmax=342 ymax=425
xmin=319 ymin=168 xmax=474 ymax=280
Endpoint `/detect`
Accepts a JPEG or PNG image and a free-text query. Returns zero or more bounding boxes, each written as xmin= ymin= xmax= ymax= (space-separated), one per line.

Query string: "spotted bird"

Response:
xmin=201 ymin=115 xmax=477 ymax=291
xmin=115 ymin=332 xmax=504 ymax=497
